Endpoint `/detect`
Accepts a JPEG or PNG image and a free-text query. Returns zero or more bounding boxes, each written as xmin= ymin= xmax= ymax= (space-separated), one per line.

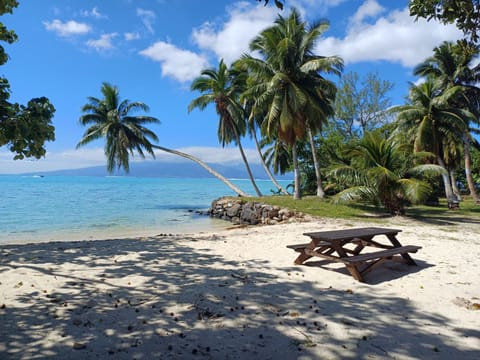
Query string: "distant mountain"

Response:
xmin=24 ymin=160 xmax=293 ymax=180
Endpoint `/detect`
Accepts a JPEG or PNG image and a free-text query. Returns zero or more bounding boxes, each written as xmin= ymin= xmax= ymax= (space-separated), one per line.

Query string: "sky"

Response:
xmin=0 ymin=0 xmax=465 ymax=174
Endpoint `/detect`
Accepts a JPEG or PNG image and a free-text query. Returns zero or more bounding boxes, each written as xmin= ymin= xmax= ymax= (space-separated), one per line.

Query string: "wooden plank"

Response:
xmin=303 ymin=227 xmax=401 ymax=242
xmin=339 ymin=245 xmax=421 ymax=264
xmin=286 ymin=241 xmax=332 ymax=250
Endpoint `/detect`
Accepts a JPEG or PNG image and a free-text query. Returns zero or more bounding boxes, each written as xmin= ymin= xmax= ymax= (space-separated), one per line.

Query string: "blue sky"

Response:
xmin=0 ymin=0 xmax=464 ymax=174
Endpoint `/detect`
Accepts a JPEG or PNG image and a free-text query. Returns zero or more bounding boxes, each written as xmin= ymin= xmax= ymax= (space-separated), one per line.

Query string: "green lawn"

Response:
xmin=240 ymin=195 xmax=480 ymax=222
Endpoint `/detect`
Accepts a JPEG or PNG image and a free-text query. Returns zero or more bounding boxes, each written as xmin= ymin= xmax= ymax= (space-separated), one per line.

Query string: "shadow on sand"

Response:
xmin=0 ymin=236 xmax=478 ymax=359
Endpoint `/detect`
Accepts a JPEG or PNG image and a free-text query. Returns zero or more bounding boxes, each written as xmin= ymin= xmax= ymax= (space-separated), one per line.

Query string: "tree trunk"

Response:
xmin=449 ymin=170 xmax=461 ymax=201
xmin=463 ymin=136 xmax=479 ymax=201
xmin=292 ymin=143 xmax=301 ymax=200
xmin=251 ymin=128 xmax=288 ymax=195
xmin=437 ymin=156 xmax=455 ymax=200
xmin=152 ymin=144 xmax=250 ymax=197
xmin=308 ymin=129 xmax=325 ymax=198
xmin=235 ymin=134 xmax=263 ymax=197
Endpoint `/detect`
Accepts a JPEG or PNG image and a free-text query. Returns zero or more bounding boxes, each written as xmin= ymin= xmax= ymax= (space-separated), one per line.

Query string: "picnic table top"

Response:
xmin=303 ymin=227 xmax=402 ymax=241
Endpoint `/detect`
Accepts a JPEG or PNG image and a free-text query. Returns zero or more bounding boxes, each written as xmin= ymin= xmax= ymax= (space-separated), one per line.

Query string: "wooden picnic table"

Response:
xmin=287 ymin=227 xmax=421 ymax=282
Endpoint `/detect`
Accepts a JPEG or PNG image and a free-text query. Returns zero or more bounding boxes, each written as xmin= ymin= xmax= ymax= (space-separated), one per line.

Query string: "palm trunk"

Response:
xmin=437 ymin=156 xmax=455 ymax=200
xmin=449 ymin=170 xmax=461 ymax=200
xmin=308 ymin=129 xmax=325 ymax=198
xmin=292 ymin=143 xmax=301 ymax=200
xmin=251 ymin=128 xmax=288 ymax=195
xmin=152 ymin=144 xmax=249 ymax=197
xmin=235 ymin=134 xmax=263 ymax=197
xmin=463 ymin=136 xmax=479 ymax=201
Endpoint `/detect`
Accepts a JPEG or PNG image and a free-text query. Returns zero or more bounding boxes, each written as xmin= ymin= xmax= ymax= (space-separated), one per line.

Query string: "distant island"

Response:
xmin=21 ymin=160 xmax=293 ymax=180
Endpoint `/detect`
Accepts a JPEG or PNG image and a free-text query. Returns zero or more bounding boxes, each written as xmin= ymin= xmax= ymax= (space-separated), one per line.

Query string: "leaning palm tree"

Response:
xmin=77 ymin=82 xmax=249 ymax=197
xmin=189 ymin=60 xmax=262 ymax=197
xmin=392 ymin=79 xmax=472 ymax=201
xmin=240 ymin=9 xmax=343 ymax=199
xmin=329 ymin=132 xmax=444 ymax=215
xmin=414 ymin=41 xmax=480 ymax=201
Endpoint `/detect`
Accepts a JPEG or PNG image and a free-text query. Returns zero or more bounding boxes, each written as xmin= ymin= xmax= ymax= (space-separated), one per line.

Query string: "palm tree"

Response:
xmin=414 ymin=41 xmax=480 ymax=201
xmin=77 ymin=82 xmax=249 ymax=197
xmin=240 ymin=9 xmax=343 ymax=199
xmin=189 ymin=60 xmax=262 ymax=197
xmin=329 ymin=132 xmax=444 ymax=215
xmin=392 ymin=79 xmax=473 ymax=201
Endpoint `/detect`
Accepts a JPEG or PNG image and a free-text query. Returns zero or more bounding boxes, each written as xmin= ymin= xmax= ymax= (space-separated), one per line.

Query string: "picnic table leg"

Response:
xmin=386 ymin=234 xmax=417 ymax=265
xmin=344 ymin=264 xmax=364 ymax=282
xmin=293 ymin=252 xmax=312 ymax=265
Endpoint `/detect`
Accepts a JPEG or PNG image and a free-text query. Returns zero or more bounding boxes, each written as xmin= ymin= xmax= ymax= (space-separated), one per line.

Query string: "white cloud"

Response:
xmin=43 ymin=19 xmax=92 ymax=37
xmin=315 ymin=7 xmax=463 ymax=67
xmin=192 ymin=3 xmax=277 ymax=64
xmin=137 ymin=8 xmax=156 ymax=33
xmin=160 ymin=146 xmax=260 ymax=164
xmin=140 ymin=41 xmax=209 ymax=83
xmin=350 ymin=0 xmax=384 ymax=27
xmin=0 ymin=148 xmax=106 ymax=174
xmin=86 ymin=33 xmax=118 ymax=51
xmin=0 ymin=146 xmax=258 ymax=174
xmin=124 ymin=32 xmax=141 ymax=41
xmin=81 ymin=6 xmax=107 ymax=19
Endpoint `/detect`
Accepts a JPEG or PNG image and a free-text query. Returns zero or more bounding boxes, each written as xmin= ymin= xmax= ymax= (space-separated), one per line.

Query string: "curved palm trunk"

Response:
xmin=251 ymin=128 xmax=289 ymax=195
xmin=292 ymin=143 xmax=301 ymax=200
xmin=152 ymin=144 xmax=250 ymax=197
xmin=308 ymin=129 xmax=325 ymax=198
xmin=437 ymin=156 xmax=455 ymax=201
xmin=233 ymin=129 xmax=263 ymax=197
xmin=463 ymin=136 xmax=479 ymax=201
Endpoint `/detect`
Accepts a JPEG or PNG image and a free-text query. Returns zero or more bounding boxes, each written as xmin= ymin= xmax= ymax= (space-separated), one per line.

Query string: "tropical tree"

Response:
xmin=334 ymin=71 xmax=394 ymax=138
xmin=244 ymin=99 xmax=289 ymax=194
xmin=188 ymin=59 xmax=262 ymax=196
xmin=414 ymin=41 xmax=480 ymax=200
xmin=77 ymin=82 xmax=249 ymax=197
xmin=240 ymin=9 xmax=343 ymax=199
xmin=409 ymin=0 xmax=480 ymax=45
xmin=0 ymin=0 xmax=55 ymax=160
xmin=329 ymin=132 xmax=444 ymax=215
xmin=392 ymin=79 xmax=473 ymax=201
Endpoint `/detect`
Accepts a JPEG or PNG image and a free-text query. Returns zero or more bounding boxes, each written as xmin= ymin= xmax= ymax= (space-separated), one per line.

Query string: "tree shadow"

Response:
xmin=0 ymin=237 xmax=478 ymax=359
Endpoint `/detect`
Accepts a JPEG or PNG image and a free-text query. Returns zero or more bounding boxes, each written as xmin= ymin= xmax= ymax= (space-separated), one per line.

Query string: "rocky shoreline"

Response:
xmin=208 ymin=197 xmax=307 ymax=225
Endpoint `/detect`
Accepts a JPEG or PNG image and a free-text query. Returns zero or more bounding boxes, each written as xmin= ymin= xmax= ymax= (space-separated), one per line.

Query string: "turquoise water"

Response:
xmin=0 ymin=176 xmax=290 ymax=244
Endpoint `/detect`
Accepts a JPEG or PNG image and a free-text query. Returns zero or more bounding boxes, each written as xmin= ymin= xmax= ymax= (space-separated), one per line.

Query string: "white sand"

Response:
xmin=0 ymin=216 xmax=479 ymax=359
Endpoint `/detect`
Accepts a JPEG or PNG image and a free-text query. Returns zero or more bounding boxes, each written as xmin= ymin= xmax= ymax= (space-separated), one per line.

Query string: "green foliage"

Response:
xmin=0 ymin=97 xmax=55 ymax=159
xmin=409 ymin=0 xmax=480 ymax=45
xmin=0 ymin=0 xmax=55 ymax=160
xmin=328 ymin=132 xmax=444 ymax=215
xmin=77 ymin=83 xmax=160 ymax=173
xmin=334 ymin=71 xmax=394 ymax=138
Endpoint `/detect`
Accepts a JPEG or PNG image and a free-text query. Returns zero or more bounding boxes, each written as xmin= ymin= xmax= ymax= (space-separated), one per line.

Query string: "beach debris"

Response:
xmin=72 ymin=342 xmax=87 ymax=350
xmin=191 ymin=294 xmax=225 ymax=320
xmin=452 ymin=297 xmax=480 ymax=310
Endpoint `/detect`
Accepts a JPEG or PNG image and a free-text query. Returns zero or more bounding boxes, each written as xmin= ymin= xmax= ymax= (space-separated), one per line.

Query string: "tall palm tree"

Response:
xmin=77 ymin=82 xmax=249 ymax=197
xmin=189 ymin=60 xmax=262 ymax=197
xmin=240 ymin=9 xmax=343 ymax=199
xmin=414 ymin=41 xmax=480 ymax=201
xmin=392 ymin=79 xmax=472 ymax=201
xmin=329 ymin=132 xmax=444 ymax=215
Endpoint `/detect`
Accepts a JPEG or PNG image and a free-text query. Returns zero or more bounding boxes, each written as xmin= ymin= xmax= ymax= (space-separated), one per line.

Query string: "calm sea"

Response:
xmin=0 ymin=175 xmax=290 ymax=245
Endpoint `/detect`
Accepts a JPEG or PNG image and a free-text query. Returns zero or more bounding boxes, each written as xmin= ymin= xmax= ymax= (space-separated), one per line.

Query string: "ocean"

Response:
xmin=0 ymin=175 xmax=291 ymax=244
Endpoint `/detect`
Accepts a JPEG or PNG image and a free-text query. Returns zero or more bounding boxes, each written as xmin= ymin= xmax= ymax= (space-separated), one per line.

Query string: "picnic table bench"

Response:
xmin=287 ymin=227 xmax=421 ymax=282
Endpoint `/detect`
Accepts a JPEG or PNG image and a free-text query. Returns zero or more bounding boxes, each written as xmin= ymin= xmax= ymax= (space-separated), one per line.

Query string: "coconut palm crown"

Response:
xmin=77 ymin=82 xmax=160 ymax=173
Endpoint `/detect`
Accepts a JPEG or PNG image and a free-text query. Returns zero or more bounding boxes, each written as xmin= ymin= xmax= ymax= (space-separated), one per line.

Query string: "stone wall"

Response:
xmin=209 ymin=197 xmax=307 ymax=225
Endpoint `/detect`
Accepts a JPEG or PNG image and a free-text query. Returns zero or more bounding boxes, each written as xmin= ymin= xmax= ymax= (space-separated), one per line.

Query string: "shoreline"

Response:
xmin=1 ymin=216 xmax=479 ymax=359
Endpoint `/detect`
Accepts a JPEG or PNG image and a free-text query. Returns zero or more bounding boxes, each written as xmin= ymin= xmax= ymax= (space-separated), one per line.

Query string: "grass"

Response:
xmin=236 ymin=195 xmax=480 ymax=222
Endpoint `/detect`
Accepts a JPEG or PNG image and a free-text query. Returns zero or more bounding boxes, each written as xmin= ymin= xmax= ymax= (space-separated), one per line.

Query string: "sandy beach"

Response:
xmin=1 ymin=215 xmax=479 ymax=359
